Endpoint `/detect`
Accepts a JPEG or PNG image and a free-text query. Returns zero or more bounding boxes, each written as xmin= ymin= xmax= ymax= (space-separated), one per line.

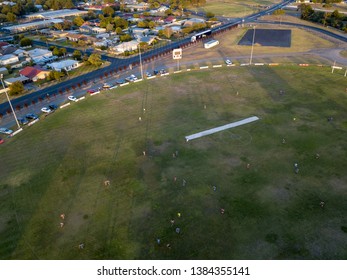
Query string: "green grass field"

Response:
xmin=193 ymin=0 xmax=281 ymax=17
xmin=1 ymin=65 xmax=347 ymax=260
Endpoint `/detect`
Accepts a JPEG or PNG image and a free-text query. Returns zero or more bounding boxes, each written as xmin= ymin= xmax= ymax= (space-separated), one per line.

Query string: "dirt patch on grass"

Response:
xmin=340 ymin=50 xmax=347 ymax=58
xmin=328 ymin=177 xmax=347 ymax=193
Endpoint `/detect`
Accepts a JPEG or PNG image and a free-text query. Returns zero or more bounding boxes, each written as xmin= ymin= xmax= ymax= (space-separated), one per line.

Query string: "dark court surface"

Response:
xmin=238 ymin=29 xmax=292 ymax=47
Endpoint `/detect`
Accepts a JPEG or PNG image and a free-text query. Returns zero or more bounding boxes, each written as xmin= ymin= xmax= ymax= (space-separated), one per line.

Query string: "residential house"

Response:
xmin=127 ymin=2 xmax=149 ymax=11
xmin=79 ymin=25 xmax=93 ymax=34
xmin=0 ymin=45 xmax=17 ymax=55
xmin=137 ymin=36 xmax=156 ymax=45
xmin=4 ymin=76 xmax=29 ymax=86
xmin=132 ymin=27 xmax=150 ymax=38
xmin=0 ymin=67 xmax=8 ymax=75
xmin=111 ymin=40 xmax=138 ymax=54
xmin=91 ymin=27 xmax=107 ymax=34
xmin=27 ymin=48 xmax=53 ymax=63
xmin=94 ymin=40 xmax=108 ymax=48
xmin=13 ymin=49 xmax=26 ymax=59
xmin=47 ymin=59 xmax=80 ymax=72
xmin=150 ymin=6 xmax=169 ymax=15
xmin=96 ymin=33 xmax=110 ymax=39
xmin=19 ymin=66 xmax=50 ymax=82
xmin=0 ymin=54 xmax=19 ymax=66
xmin=164 ymin=16 xmax=177 ymax=24
xmin=66 ymin=33 xmax=87 ymax=42
xmin=183 ymin=18 xmax=206 ymax=27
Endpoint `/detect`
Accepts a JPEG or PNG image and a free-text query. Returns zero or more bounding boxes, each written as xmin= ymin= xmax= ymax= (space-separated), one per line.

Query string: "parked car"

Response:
xmin=48 ymin=104 xmax=58 ymax=111
xmin=41 ymin=107 xmax=52 ymax=113
xmin=68 ymin=96 xmax=77 ymax=102
xmin=25 ymin=113 xmax=39 ymax=120
xmin=0 ymin=127 xmax=13 ymax=135
xmin=87 ymin=89 xmax=97 ymax=94
xmin=130 ymin=74 xmax=138 ymax=80
xmin=225 ymin=59 xmax=232 ymax=65
xmin=17 ymin=117 xmax=29 ymax=125
xmin=159 ymin=69 xmax=166 ymax=74
xmin=116 ymin=79 xmax=125 ymax=84
xmin=146 ymin=72 xmax=152 ymax=77
xmin=153 ymin=70 xmax=159 ymax=75
xmin=103 ymin=83 xmax=112 ymax=89
xmin=125 ymin=75 xmax=137 ymax=82
xmin=0 ymin=138 xmax=4 ymax=144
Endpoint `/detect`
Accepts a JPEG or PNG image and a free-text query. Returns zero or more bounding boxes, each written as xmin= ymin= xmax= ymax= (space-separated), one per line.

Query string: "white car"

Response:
xmin=225 ymin=59 xmax=232 ymax=65
xmin=146 ymin=72 xmax=152 ymax=77
xmin=41 ymin=107 xmax=52 ymax=113
xmin=0 ymin=127 xmax=13 ymax=135
xmin=130 ymin=74 xmax=138 ymax=81
xmin=68 ymin=96 xmax=77 ymax=102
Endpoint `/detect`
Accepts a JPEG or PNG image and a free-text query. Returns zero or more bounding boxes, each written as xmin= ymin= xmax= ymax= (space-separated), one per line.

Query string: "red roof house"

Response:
xmin=19 ymin=66 xmax=50 ymax=82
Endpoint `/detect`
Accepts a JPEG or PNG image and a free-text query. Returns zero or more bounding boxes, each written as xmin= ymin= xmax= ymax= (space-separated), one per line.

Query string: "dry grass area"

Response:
xmin=158 ymin=25 xmax=339 ymax=69
xmin=261 ymin=14 xmax=347 ymax=39
xmin=340 ymin=50 xmax=347 ymax=58
xmin=195 ymin=0 xmax=281 ymax=17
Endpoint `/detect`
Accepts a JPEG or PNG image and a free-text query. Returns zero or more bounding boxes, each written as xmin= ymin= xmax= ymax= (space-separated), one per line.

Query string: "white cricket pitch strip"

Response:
xmin=185 ymin=116 xmax=259 ymax=141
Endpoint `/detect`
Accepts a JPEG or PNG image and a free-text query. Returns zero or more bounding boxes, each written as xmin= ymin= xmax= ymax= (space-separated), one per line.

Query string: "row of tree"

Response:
xmin=300 ymin=4 xmax=347 ymax=32
xmin=298 ymin=0 xmax=343 ymax=3
xmin=0 ymin=0 xmax=75 ymax=22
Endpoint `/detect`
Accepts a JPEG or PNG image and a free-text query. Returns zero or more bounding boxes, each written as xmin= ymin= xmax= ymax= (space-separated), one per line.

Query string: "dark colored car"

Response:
xmin=116 ymin=79 xmax=125 ymax=84
xmin=17 ymin=117 xmax=29 ymax=125
xmin=153 ymin=70 xmax=159 ymax=75
xmin=25 ymin=113 xmax=39 ymax=120
xmin=48 ymin=104 xmax=58 ymax=111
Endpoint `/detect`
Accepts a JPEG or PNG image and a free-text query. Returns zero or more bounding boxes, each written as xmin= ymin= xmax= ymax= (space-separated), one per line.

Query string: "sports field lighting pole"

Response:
xmin=138 ymin=44 xmax=144 ymax=80
xmin=0 ymin=74 xmax=20 ymax=129
xmin=249 ymin=25 xmax=256 ymax=65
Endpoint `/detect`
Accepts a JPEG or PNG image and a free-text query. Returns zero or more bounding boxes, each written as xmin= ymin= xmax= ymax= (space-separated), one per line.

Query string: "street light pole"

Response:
xmin=0 ymin=74 xmax=20 ymax=129
xmin=249 ymin=26 xmax=256 ymax=65
xmin=138 ymin=44 xmax=144 ymax=80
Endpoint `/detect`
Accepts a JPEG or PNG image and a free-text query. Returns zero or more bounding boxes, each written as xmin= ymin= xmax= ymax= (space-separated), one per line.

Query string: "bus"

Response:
xmin=191 ymin=29 xmax=212 ymax=42
xmin=204 ymin=39 xmax=219 ymax=49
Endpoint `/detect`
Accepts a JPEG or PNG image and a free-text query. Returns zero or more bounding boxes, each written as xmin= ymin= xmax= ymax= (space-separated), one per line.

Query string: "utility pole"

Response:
xmin=0 ymin=74 xmax=20 ymax=129
xmin=249 ymin=26 xmax=256 ymax=65
xmin=138 ymin=44 xmax=144 ymax=80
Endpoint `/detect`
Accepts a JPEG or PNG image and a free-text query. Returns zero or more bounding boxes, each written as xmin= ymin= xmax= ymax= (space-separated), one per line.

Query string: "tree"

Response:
xmin=115 ymin=27 xmax=123 ymax=34
xmin=300 ymin=4 xmax=314 ymax=20
xmin=106 ymin=23 xmax=114 ymax=32
xmin=59 ymin=48 xmax=67 ymax=57
xmin=273 ymin=9 xmax=285 ymax=16
xmin=120 ymin=34 xmax=132 ymax=42
xmin=163 ymin=27 xmax=173 ymax=38
xmin=62 ymin=20 xmax=72 ymax=30
xmin=139 ymin=42 xmax=149 ymax=50
xmin=88 ymin=53 xmax=103 ymax=67
xmin=6 ymin=12 xmax=17 ymax=22
xmin=54 ymin=22 xmax=63 ymax=30
xmin=102 ymin=6 xmax=114 ymax=17
xmin=20 ymin=38 xmax=32 ymax=47
xmin=73 ymin=50 xmax=82 ymax=60
xmin=52 ymin=47 xmax=60 ymax=56
xmin=138 ymin=21 xmax=147 ymax=28
xmin=206 ymin=11 xmax=215 ymax=18
xmin=73 ymin=16 xmax=85 ymax=27
xmin=8 ymin=81 xmax=24 ymax=96
xmin=54 ymin=71 xmax=64 ymax=81
xmin=148 ymin=21 xmax=156 ymax=29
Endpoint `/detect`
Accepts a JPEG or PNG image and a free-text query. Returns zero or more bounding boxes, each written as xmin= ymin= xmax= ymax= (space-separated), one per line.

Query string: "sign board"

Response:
xmin=172 ymin=48 xmax=182 ymax=60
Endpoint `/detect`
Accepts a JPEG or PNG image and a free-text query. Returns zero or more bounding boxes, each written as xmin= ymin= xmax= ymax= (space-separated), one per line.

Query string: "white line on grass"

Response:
xmin=185 ymin=116 xmax=259 ymax=142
